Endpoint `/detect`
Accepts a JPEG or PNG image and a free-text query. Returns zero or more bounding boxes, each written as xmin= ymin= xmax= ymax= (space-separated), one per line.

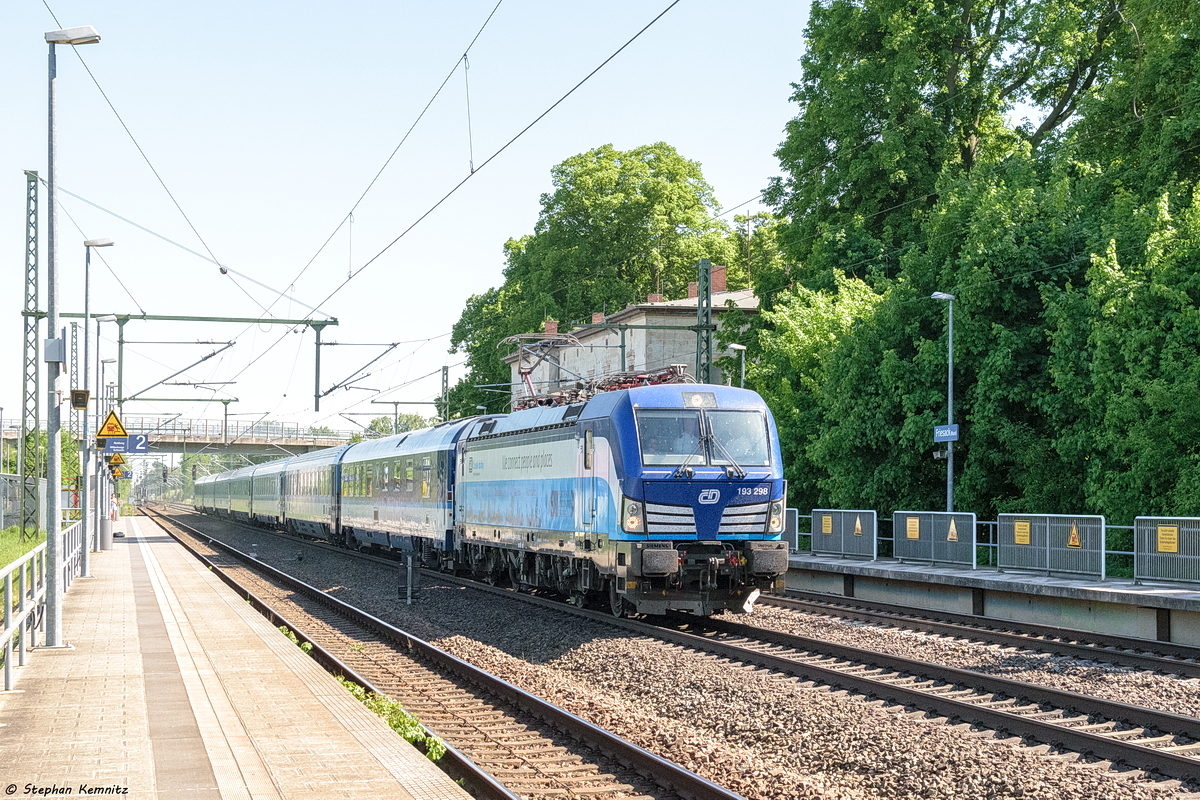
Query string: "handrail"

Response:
xmin=2 ymin=519 xmax=85 ymax=691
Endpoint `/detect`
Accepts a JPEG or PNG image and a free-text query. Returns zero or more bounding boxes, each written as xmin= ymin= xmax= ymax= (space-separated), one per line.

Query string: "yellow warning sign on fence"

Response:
xmin=947 ymin=519 xmax=959 ymax=542
xmin=98 ymin=410 xmax=128 ymax=438
xmin=108 ymin=453 xmax=126 ymax=465
xmin=822 ymin=515 xmax=832 ymax=534
xmin=1157 ymin=525 xmax=1179 ymax=554
xmin=1067 ymin=523 xmax=1082 ymax=549
xmin=1014 ymin=520 xmax=1031 ymax=546
xmin=906 ymin=517 xmax=921 ymax=540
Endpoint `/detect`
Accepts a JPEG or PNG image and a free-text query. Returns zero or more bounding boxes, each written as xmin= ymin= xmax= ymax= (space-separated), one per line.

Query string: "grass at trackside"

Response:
xmin=0 ymin=525 xmax=45 ymax=573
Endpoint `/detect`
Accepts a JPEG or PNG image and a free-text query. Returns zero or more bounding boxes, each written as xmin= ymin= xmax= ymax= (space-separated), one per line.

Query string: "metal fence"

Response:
xmin=1134 ymin=516 xmax=1200 ymax=584
xmin=810 ymin=509 xmax=878 ymax=559
xmin=1 ymin=473 xmax=46 ymax=532
xmin=997 ymin=513 xmax=1106 ymax=579
xmin=1 ymin=518 xmax=84 ymax=691
xmin=893 ymin=511 xmax=978 ymax=568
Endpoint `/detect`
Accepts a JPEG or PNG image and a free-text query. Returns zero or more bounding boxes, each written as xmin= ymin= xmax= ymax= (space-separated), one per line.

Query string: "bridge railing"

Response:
xmin=119 ymin=417 xmax=358 ymax=442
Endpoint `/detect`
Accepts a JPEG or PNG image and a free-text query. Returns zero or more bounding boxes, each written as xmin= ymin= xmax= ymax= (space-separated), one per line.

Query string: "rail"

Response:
xmin=2 ymin=519 xmax=84 ymax=691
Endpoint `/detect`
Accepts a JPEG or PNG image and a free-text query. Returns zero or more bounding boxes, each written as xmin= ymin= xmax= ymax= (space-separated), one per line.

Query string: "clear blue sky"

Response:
xmin=1 ymin=0 xmax=810 ymax=439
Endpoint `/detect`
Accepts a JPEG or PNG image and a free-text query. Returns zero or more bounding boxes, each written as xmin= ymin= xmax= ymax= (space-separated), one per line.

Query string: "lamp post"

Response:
xmin=97 ymin=359 xmax=115 ymax=550
xmin=81 ymin=240 xmax=113 ymax=577
xmin=931 ymin=292 xmax=956 ymax=512
xmin=45 ymin=24 xmax=102 ymax=647
xmin=728 ymin=343 xmax=747 ymax=388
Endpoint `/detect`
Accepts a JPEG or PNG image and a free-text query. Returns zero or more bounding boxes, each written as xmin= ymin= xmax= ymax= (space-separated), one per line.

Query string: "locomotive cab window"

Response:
xmin=635 ymin=409 xmax=770 ymax=467
xmin=707 ymin=411 xmax=771 ymax=466
xmin=636 ymin=409 xmax=703 ymax=466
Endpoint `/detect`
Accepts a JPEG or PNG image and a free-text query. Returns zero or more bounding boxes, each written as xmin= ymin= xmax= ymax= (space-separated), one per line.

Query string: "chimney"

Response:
xmin=687 ymin=282 xmax=698 ymax=299
xmin=592 ymin=312 xmax=605 ymax=324
xmin=544 ymin=319 xmax=558 ymax=336
xmin=647 ymin=293 xmax=664 ymax=304
xmin=712 ymin=265 xmax=728 ymax=294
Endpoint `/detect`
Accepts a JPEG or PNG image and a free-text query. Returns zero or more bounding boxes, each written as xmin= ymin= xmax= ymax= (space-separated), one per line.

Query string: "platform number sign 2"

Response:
xmin=128 ymin=434 xmax=149 ymax=453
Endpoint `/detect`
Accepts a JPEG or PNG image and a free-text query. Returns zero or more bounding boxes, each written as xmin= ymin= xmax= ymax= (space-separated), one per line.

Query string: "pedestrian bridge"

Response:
xmin=113 ymin=416 xmax=357 ymax=455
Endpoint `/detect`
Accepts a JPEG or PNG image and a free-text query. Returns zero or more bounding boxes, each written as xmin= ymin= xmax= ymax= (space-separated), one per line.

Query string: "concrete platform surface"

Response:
xmin=0 ymin=515 xmax=470 ymax=800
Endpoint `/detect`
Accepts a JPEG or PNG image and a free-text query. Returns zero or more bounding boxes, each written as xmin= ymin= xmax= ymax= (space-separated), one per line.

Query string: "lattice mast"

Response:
xmin=20 ymin=171 xmax=41 ymax=542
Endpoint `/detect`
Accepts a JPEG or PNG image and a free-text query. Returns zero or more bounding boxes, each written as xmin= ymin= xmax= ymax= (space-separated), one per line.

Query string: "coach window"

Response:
xmin=382 ymin=463 xmax=390 ymax=492
xmin=406 ymin=459 xmax=415 ymax=493
xmin=422 ymin=457 xmax=432 ymax=498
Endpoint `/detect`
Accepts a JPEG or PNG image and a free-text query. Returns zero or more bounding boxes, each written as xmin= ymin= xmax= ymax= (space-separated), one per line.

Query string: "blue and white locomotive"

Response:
xmin=194 ymin=384 xmax=790 ymax=616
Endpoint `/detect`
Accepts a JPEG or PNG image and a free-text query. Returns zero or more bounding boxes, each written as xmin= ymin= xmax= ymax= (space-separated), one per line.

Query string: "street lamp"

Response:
xmin=80 ymin=239 xmax=113 ymax=577
xmin=97 ymin=359 xmax=116 ymax=550
xmin=728 ymin=343 xmax=747 ymax=388
xmin=44 ymin=24 xmax=102 ymax=647
xmin=931 ymin=292 xmax=956 ymax=512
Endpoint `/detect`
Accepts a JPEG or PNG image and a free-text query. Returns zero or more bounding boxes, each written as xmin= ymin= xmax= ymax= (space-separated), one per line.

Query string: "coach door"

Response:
xmin=581 ymin=426 xmax=595 ymax=527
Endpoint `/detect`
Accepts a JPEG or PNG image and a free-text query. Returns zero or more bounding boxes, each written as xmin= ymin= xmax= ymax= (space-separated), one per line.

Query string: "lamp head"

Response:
xmin=728 ymin=343 xmax=747 ymax=351
xmin=96 ymin=315 xmax=118 ymax=323
xmin=45 ymin=26 xmax=101 ymax=45
xmin=931 ymin=292 xmax=955 ymax=301
xmin=101 ymin=358 xmax=116 ymax=364
xmin=84 ymin=238 xmax=114 ymax=248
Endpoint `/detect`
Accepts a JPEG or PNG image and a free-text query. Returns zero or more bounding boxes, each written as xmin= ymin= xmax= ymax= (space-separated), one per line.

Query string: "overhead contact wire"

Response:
xmin=309 ymin=0 xmax=684 ymax=315
xmin=277 ymin=0 xmax=507 ymax=299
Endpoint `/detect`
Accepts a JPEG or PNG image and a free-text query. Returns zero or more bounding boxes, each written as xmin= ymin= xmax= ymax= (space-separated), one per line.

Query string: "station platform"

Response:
xmin=788 ymin=553 xmax=1200 ymax=646
xmin=0 ymin=515 xmax=470 ymax=800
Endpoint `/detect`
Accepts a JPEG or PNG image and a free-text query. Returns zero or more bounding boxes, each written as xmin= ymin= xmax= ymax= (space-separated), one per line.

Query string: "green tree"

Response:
xmin=450 ymin=142 xmax=735 ymax=405
xmin=765 ymin=0 xmax=1125 ymax=288
xmin=364 ymin=414 xmax=429 ymax=438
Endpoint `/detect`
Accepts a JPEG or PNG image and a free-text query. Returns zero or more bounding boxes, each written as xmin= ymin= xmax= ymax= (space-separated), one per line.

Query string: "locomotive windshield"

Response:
xmin=636 ymin=409 xmax=770 ymax=467
xmin=707 ymin=411 xmax=771 ymax=467
xmin=637 ymin=409 xmax=704 ymax=465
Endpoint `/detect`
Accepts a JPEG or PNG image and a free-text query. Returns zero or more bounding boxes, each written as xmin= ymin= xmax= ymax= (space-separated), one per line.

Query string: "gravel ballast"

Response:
xmin=178 ymin=513 xmax=1195 ymax=800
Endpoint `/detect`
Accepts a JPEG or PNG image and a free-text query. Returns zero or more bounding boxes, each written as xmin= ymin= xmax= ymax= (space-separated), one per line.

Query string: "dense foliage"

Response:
xmin=447 ymin=142 xmax=739 ymax=415
xmin=448 ymin=0 xmax=1199 ymax=524
xmin=752 ymin=0 xmax=1200 ymax=522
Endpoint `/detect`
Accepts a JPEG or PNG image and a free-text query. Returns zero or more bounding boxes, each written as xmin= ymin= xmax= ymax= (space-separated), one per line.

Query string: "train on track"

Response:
xmin=194 ymin=384 xmax=790 ymax=616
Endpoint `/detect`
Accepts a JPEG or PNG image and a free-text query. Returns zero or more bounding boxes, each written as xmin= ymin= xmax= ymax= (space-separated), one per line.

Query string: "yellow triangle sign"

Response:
xmin=108 ymin=453 xmax=127 ymax=465
xmin=1067 ymin=523 xmax=1082 ymax=548
xmin=947 ymin=519 xmax=958 ymax=542
xmin=853 ymin=515 xmax=863 ymax=536
xmin=111 ymin=467 xmax=126 ymax=479
xmin=98 ymin=410 xmax=128 ymax=438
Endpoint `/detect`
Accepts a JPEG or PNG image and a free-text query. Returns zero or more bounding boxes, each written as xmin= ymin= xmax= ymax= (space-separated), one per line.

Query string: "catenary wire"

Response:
xmin=271 ymin=0 xmax=507 ymax=307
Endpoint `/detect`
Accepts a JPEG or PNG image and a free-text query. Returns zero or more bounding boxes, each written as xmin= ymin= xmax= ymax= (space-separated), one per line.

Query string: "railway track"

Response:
xmin=154 ymin=506 xmax=1200 ymax=791
xmin=142 ymin=507 xmax=742 ymax=800
xmin=762 ymin=590 xmax=1200 ymax=679
xmin=423 ymin=571 xmax=1200 ymax=788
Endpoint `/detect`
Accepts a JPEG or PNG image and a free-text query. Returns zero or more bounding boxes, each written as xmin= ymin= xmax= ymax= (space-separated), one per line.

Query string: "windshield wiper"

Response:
xmin=671 ymin=438 xmax=706 ymax=478
xmin=707 ymin=434 xmax=746 ymax=479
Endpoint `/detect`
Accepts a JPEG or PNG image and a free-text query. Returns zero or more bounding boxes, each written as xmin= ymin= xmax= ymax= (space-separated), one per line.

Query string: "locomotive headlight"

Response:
xmin=768 ymin=500 xmax=784 ymax=533
xmin=622 ymin=497 xmax=644 ymax=533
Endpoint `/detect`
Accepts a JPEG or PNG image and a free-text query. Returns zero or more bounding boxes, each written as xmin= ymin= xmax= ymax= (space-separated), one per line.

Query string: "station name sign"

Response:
xmin=933 ymin=424 xmax=959 ymax=442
